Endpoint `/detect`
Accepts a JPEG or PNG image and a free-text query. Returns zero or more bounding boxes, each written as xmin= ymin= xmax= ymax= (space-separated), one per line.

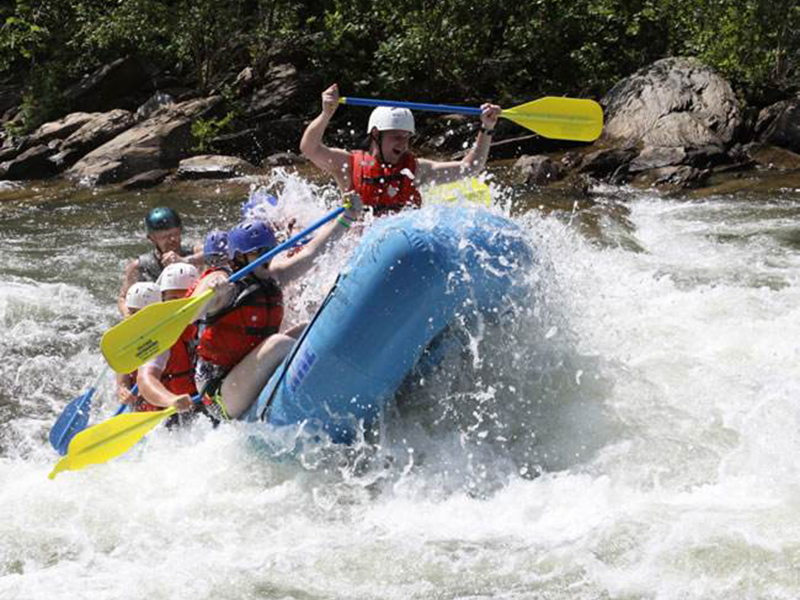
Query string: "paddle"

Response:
xmin=339 ymin=96 xmax=604 ymax=142
xmin=49 ymin=368 xmax=132 ymax=456
xmin=48 ymin=392 xmax=199 ymax=480
xmin=49 ymin=366 xmax=108 ymax=455
xmin=100 ymin=207 xmax=346 ymax=374
xmin=423 ymin=178 xmax=491 ymax=207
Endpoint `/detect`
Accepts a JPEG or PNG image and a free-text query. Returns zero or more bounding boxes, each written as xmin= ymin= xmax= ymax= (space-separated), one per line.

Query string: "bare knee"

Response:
xmin=256 ymin=333 xmax=295 ymax=359
xmin=219 ymin=335 xmax=296 ymax=419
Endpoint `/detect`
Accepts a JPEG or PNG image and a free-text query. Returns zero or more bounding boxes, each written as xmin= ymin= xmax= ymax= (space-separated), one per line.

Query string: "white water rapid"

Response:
xmin=1 ymin=176 xmax=799 ymax=599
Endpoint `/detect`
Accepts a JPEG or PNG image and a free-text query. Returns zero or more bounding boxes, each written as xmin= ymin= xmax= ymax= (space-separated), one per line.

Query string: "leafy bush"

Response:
xmin=1 ymin=0 xmax=798 ymax=134
xmin=191 ymin=111 xmax=235 ymax=152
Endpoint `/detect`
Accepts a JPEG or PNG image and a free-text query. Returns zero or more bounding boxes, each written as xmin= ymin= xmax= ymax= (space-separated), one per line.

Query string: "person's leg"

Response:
xmin=282 ymin=322 xmax=307 ymax=338
xmin=219 ymin=334 xmax=295 ymax=418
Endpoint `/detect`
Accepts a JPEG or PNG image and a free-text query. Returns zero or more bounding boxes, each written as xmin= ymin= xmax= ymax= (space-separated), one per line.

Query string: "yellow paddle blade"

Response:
xmin=423 ymin=178 xmax=492 ymax=207
xmin=502 ymin=96 xmax=604 ymax=141
xmin=48 ymin=407 xmax=177 ymax=479
xmin=101 ymin=289 xmax=214 ymax=373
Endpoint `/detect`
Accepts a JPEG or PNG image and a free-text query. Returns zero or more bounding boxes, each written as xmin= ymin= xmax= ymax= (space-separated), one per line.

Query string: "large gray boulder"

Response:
xmin=63 ymin=56 xmax=150 ymax=113
xmin=602 ymin=57 xmax=742 ymax=148
xmin=67 ymin=97 xmax=221 ymax=185
xmin=176 ymin=155 xmax=257 ymax=180
xmin=579 ymin=147 xmax=639 ymax=178
xmin=21 ymin=112 xmax=99 ymax=151
xmin=514 ymin=155 xmax=565 ymax=186
xmin=244 ymin=63 xmax=315 ymax=119
xmin=201 ymin=63 xmax=319 ymax=162
xmin=0 ymin=145 xmax=59 ymax=180
xmin=61 ymin=109 xmax=136 ymax=153
xmin=746 ymin=144 xmax=800 ymax=170
xmin=0 ymin=145 xmax=19 ymax=162
xmin=755 ymin=96 xmax=800 ymax=153
xmin=262 ymin=151 xmax=306 ymax=167
xmin=207 ymin=118 xmax=306 ymax=164
xmin=629 ymin=144 xmax=728 ymax=172
xmin=119 ymin=169 xmax=171 ymax=190
xmin=0 ymin=111 xmax=98 ymax=165
xmin=51 ymin=109 xmax=136 ymax=169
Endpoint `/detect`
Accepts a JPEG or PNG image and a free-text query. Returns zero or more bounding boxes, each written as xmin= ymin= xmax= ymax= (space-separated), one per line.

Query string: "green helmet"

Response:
xmin=145 ymin=207 xmax=182 ymax=232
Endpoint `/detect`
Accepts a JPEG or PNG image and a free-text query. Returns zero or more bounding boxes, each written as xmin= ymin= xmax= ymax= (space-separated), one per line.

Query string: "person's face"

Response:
xmin=148 ymin=227 xmax=182 ymax=253
xmin=376 ymin=130 xmax=411 ymax=164
xmin=243 ymin=248 xmax=272 ymax=278
xmin=162 ymin=289 xmax=187 ymax=301
xmin=204 ymin=253 xmax=229 ymax=268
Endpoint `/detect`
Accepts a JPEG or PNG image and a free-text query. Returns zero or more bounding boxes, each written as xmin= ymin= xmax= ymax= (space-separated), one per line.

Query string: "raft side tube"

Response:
xmin=244 ymin=206 xmax=535 ymax=444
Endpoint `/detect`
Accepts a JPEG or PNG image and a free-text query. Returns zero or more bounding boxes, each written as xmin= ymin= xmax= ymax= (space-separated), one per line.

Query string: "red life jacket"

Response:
xmin=136 ymin=324 xmax=198 ymax=412
xmin=197 ymin=277 xmax=284 ymax=369
xmin=350 ymin=150 xmax=421 ymax=213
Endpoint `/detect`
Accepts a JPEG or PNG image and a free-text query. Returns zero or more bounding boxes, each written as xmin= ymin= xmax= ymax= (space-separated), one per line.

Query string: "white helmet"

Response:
xmin=125 ymin=282 xmax=161 ymax=310
xmin=157 ymin=263 xmax=198 ymax=292
xmin=367 ymin=107 xmax=415 ymax=134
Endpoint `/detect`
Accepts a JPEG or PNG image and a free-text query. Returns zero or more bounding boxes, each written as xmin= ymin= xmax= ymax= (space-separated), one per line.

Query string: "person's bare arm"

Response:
xmin=271 ymin=193 xmax=362 ymax=285
xmin=138 ymin=362 xmax=193 ymax=412
xmin=117 ymin=372 xmax=137 ymax=405
xmin=187 ymin=247 xmax=204 ymax=270
xmin=118 ymin=259 xmax=139 ymax=318
xmin=159 ymin=247 xmax=202 ymax=269
xmin=300 ymin=83 xmax=352 ymax=190
xmin=415 ymin=103 xmax=501 ymax=187
xmin=190 ymin=270 xmax=234 ymax=319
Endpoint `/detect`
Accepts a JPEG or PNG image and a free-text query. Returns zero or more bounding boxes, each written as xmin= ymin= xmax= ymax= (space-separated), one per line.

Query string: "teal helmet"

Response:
xmin=145 ymin=207 xmax=182 ymax=232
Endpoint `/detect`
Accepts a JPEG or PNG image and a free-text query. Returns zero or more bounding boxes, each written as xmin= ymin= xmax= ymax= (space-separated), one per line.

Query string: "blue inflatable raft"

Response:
xmin=242 ymin=205 xmax=534 ymax=443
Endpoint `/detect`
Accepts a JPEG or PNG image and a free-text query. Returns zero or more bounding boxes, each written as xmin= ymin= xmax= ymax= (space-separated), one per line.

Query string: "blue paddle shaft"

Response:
xmin=341 ymin=96 xmax=483 ymax=117
xmin=112 ymin=384 xmax=139 ymax=416
xmin=50 ymin=365 xmax=110 ymax=453
xmin=229 ymin=207 xmax=345 ymax=283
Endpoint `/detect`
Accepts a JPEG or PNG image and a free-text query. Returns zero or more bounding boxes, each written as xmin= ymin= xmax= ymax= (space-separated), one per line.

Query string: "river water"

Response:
xmin=1 ymin=170 xmax=800 ymax=599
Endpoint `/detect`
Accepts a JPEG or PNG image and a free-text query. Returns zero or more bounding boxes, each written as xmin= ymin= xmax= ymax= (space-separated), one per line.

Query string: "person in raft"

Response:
xmin=135 ymin=263 xmax=205 ymax=427
xmin=190 ymin=194 xmax=363 ymax=421
xmin=201 ymin=229 xmax=230 ymax=270
xmin=299 ymin=83 xmax=502 ymax=215
xmin=117 ymin=206 xmax=203 ymax=318
xmin=116 ymin=281 xmax=162 ymax=407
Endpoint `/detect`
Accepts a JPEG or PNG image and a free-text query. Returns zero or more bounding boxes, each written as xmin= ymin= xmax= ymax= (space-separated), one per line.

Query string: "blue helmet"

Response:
xmin=203 ymin=229 xmax=229 ymax=260
xmin=241 ymin=190 xmax=278 ymax=218
xmin=145 ymin=206 xmax=182 ymax=232
xmin=227 ymin=220 xmax=277 ymax=259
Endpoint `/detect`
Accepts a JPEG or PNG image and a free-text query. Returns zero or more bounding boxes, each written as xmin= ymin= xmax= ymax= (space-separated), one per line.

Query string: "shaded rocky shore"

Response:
xmin=1 ymin=56 xmax=799 ymax=195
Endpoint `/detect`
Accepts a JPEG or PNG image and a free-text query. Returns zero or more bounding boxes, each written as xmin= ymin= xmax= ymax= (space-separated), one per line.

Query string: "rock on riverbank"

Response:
xmin=1 ymin=56 xmax=799 ymax=193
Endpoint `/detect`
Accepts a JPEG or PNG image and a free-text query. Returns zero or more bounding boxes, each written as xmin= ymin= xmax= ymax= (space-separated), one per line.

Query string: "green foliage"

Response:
xmin=1 ymin=16 xmax=43 ymax=65
xmin=71 ymin=0 xmax=175 ymax=69
xmin=13 ymin=68 xmax=65 ymax=133
xmin=664 ymin=0 xmax=800 ymax=103
xmin=1 ymin=0 xmax=799 ymax=133
xmin=191 ymin=112 xmax=235 ymax=152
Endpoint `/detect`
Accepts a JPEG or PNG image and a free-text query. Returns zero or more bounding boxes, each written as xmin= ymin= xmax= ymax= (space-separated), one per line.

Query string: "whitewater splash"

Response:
xmin=2 ymin=175 xmax=800 ymax=599
xmin=235 ymin=172 xmax=613 ymax=494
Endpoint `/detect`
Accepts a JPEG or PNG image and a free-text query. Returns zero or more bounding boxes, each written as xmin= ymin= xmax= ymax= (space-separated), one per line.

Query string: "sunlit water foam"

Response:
xmin=3 ymin=180 xmax=800 ymax=598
